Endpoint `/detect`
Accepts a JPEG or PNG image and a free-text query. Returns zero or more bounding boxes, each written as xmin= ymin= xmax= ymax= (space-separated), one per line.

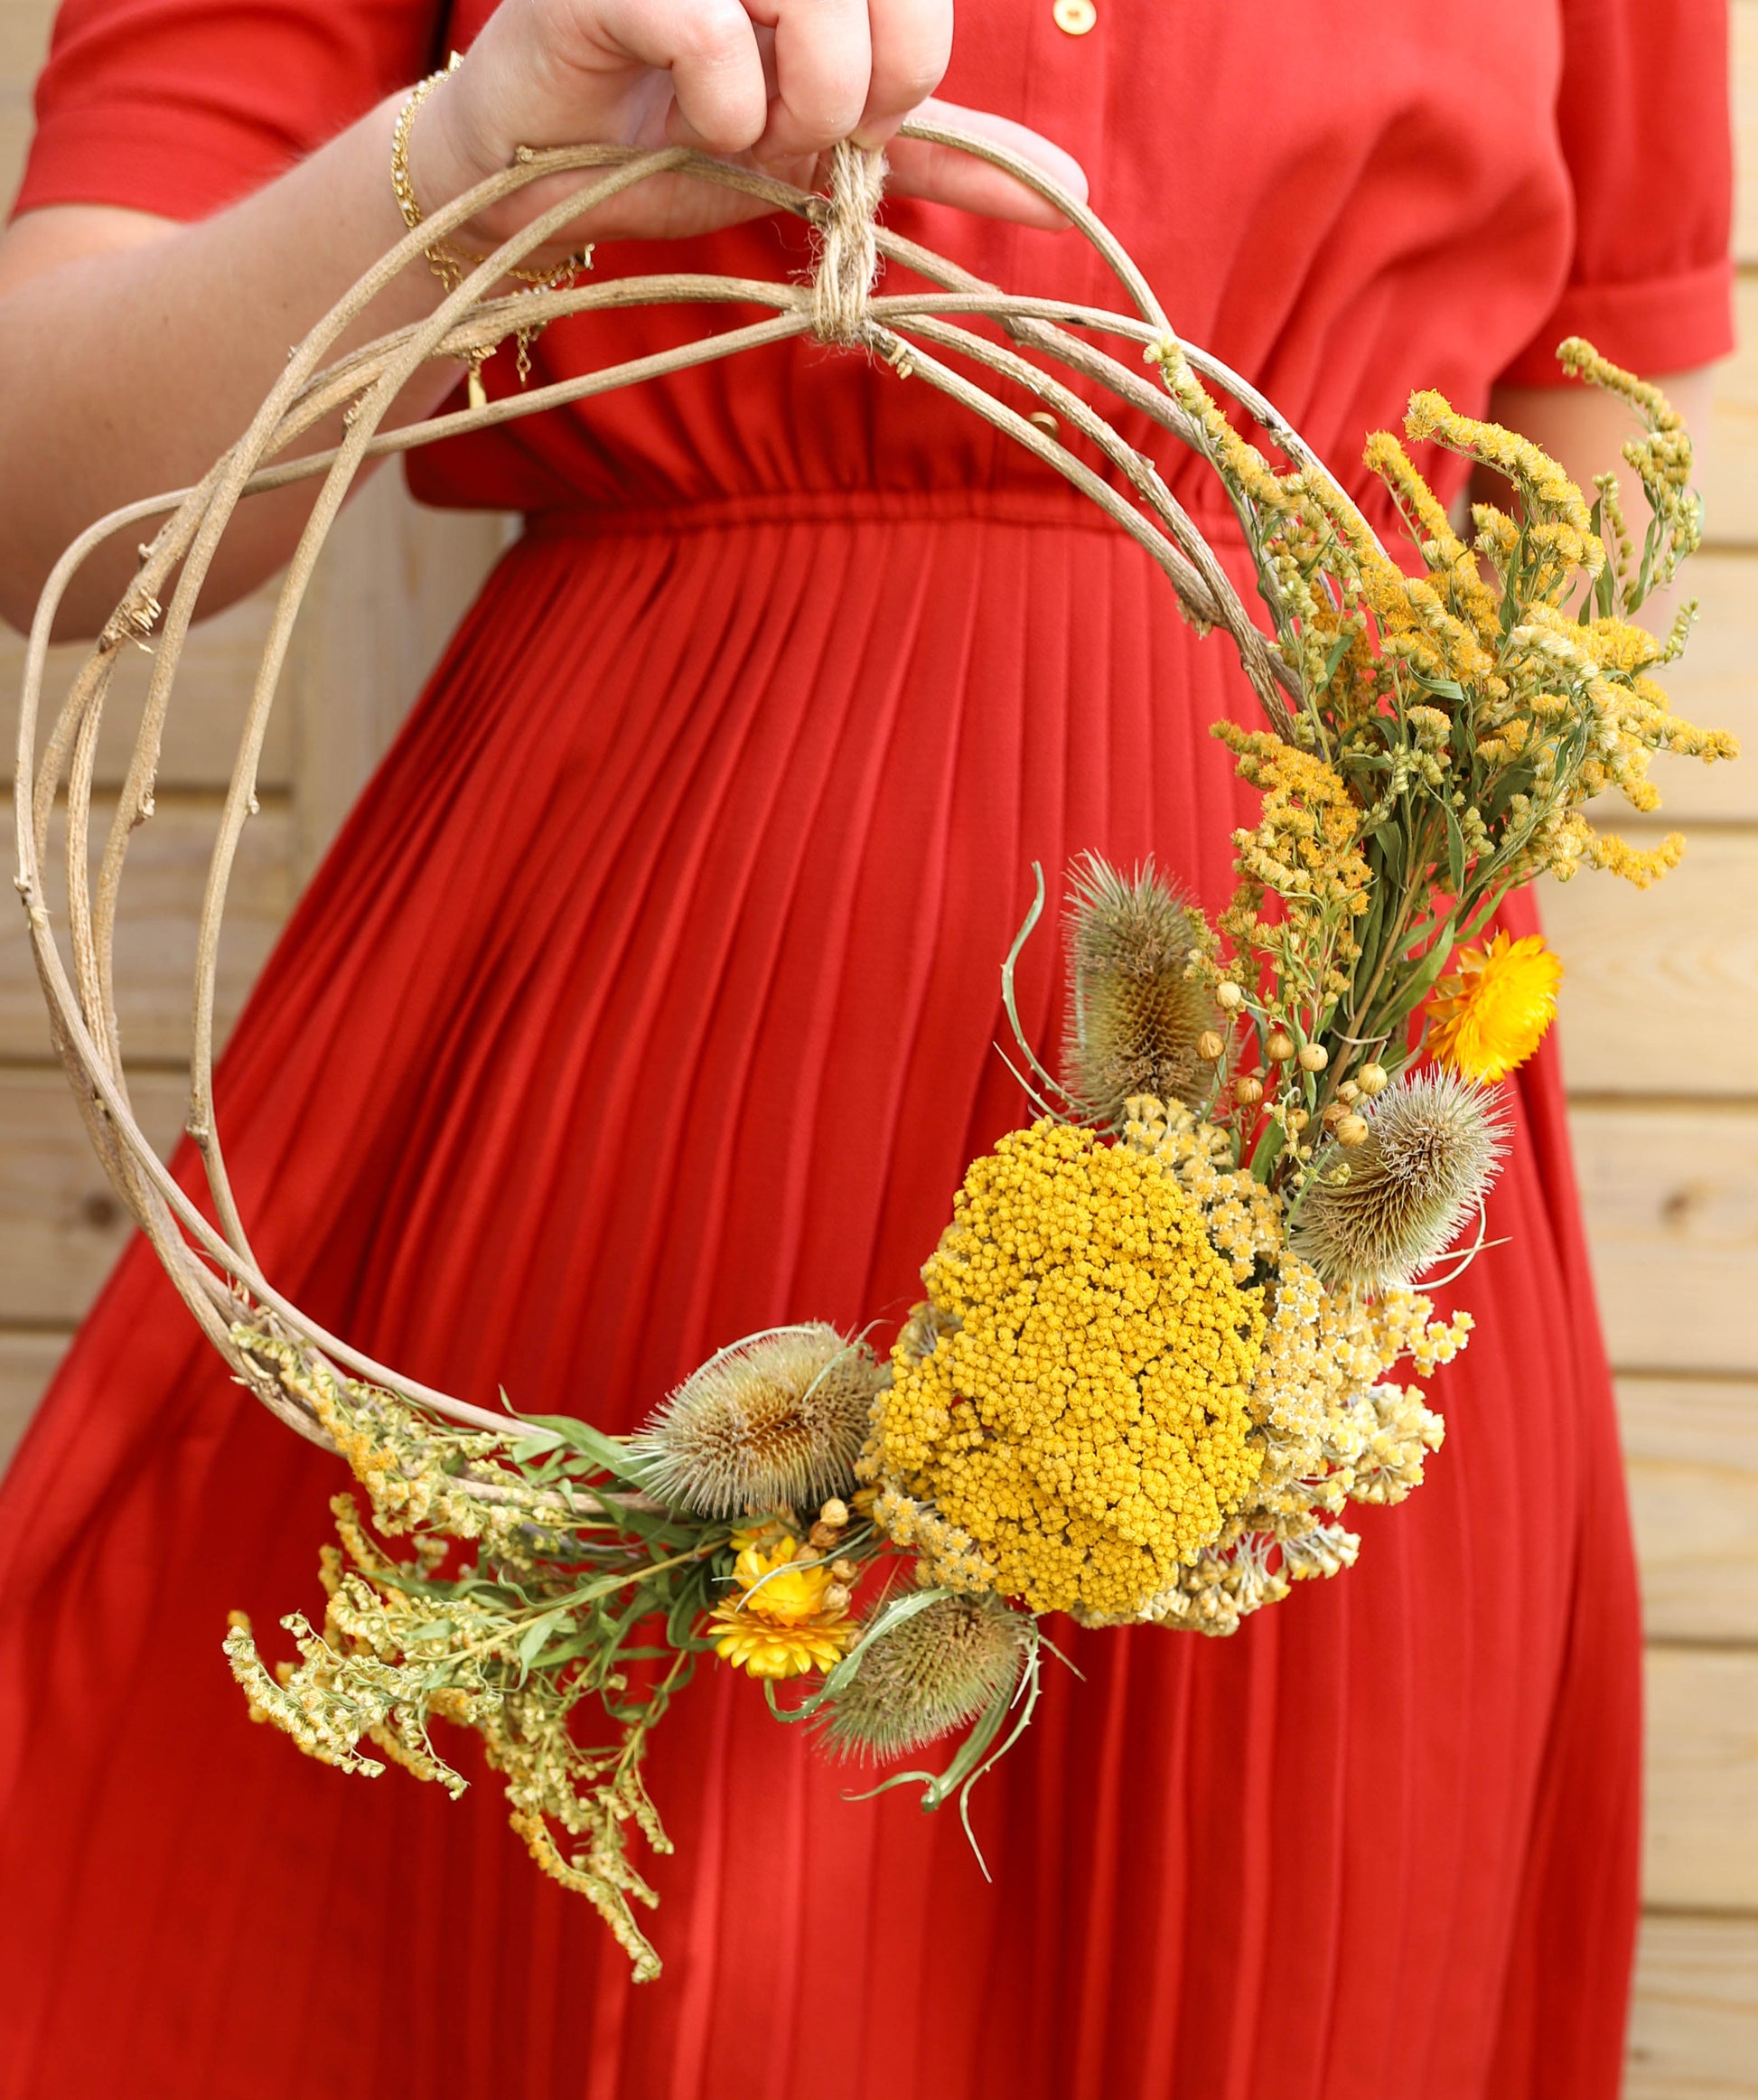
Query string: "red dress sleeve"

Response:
xmin=8 ymin=0 xmax=440 ymax=223
xmin=1499 ymin=0 xmax=1734 ymax=383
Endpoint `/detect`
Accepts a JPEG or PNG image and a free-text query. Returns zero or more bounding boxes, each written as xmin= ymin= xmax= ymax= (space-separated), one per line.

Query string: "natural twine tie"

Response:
xmin=811 ymin=141 xmax=886 ymax=344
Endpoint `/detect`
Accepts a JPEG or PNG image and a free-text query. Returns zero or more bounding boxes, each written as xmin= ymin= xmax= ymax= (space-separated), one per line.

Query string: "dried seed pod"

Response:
xmin=632 ymin=1326 xmax=884 ymax=1518
xmin=1286 ymin=1107 xmax=1310 ymax=1133
xmin=1216 ymin=981 xmax=1244 ymax=1010
xmin=1233 ymin=1075 xmax=1265 ymax=1107
xmin=818 ymin=1498 xmax=850 ymax=1530
xmin=1337 ymin=1080 xmax=1361 ymax=1104
xmin=1266 ymin=1029 xmax=1295 ymax=1062
xmin=1291 ymin=1072 xmax=1508 ymax=1291
xmin=1297 ymin=1043 xmax=1329 ymax=1072
xmin=1197 ymin=1029 xmax=1227 ymax=1062
xmin=817 ymin=1594 xmax=1030 ymax=1763
xmin=1357 ymin=1062 xmax=1389 ymax=1094
xmin=1061 ymin=853 xmax=1219 ymax=1120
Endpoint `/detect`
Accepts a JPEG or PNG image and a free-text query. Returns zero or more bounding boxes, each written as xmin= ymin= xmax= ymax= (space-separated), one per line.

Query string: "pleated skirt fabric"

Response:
xmin=0 ymin=492 xmax=1640 ymax=2099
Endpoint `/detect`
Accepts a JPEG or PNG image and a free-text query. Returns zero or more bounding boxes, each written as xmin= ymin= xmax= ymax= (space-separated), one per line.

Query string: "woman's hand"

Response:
xmin=411 ymin=0 xmax=1088 ymax=247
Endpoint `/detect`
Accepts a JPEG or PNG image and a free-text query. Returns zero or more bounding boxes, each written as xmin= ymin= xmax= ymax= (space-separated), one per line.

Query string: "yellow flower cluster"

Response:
xmin=1212 ymin=725 xmax=1371 ymax=1002
xmin=235 ymin=1327 xmax=540 ymax=1562
xmin=708 ymin=1534 xmax=856 ymax=1680
xmin=1119 ymin=1094 xmax=1284 ymax=1282
xmin=867 ymin=1120 xmax=1266 ymax=1618
xmin=1558 ymin=336 xmax=1702 ymax=590
xmin=1127 ymin=1252 xmax=1463 ymax=1636
xmin=1406 ymin=388 xmax=1602 ymax=585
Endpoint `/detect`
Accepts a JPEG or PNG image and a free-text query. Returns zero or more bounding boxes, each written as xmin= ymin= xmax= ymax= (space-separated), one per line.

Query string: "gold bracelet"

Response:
xmin=390 ymin=52 xmax=592 ymax=402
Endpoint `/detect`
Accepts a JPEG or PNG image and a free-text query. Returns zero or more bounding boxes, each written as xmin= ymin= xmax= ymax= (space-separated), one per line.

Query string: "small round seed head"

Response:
xmin=1061 ymin=853 xmax=1218 ymax=1120
xmin=817 ymin=1594 xmax=1030 ymax=1764
xmin=1297 ymin=1043 xmax=1329 ymax=1072
xmin=633 ymin=1326 xmax=883 ymax=1518
xmin=1197 ymin=1029 xmax=1226 ymax=1062
xmin=1267 ymin=1029 xmax=1296 ymax=1062
xmin=1290 ymin=1071 xmax=1508 ymax=1291
xmin=1357 ymin=1062 xmax=1389 ymax=1094
xmin=1233 ymin=1075 xmax=1264 ymax=1107
xmin=1216 ymin=981 xmax=1245 ymax=1010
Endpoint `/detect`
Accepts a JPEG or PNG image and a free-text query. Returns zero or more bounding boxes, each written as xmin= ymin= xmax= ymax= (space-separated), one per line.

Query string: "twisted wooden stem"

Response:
xmin=12 ymin=121 xmax=1369 ymax=1452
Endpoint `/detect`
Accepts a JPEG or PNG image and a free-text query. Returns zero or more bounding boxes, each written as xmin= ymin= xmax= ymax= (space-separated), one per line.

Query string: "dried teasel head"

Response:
xmin=817 ymin=1593 xmax=1030 ymax=1763
xmin=1061 ymin=852 xmax=1217 ymax=1120
xmin=1289 ymin=1070 xmax=1509 ymax=1293
xmin=633 ymin=1326 xmax=884 ymax=1518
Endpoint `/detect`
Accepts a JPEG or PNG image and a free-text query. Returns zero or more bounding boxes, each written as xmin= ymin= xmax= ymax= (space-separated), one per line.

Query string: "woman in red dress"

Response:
xmin=0 ymin=2 xmax=1733 ymax=2095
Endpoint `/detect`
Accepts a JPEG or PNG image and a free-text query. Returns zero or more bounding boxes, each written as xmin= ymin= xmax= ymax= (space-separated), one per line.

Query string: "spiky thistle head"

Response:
xmin=633 ymin=1326 xmax=883 ymax=1518
xmin=1062 ymin=853 xmax=1217 ymax=1120
xmin=816 ymin=1593 xmax=1030 ymax=1763
xmin=1290 ymin=1070 xmax=1508 ymax=1293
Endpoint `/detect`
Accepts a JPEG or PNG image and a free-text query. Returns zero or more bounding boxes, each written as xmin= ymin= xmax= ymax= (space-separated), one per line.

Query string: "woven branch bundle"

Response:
xmin=11 ymin=123 xmax=1384 ymax=1467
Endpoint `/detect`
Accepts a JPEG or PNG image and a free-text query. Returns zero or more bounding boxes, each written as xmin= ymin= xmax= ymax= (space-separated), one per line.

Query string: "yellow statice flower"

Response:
xmin=1426 ymin=931 xmax=1563 ymax=1082
xmin=867 ymin=1120 xmax=1265 ymax=1619
xmin=708 ymin=1535 xmax=856 ymax=1681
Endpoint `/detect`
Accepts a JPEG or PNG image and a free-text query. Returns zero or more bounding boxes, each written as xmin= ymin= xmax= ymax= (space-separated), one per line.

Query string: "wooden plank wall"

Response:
xmin=1551 ymin=12 xmax=1758 ymax=2087
xmin=3 ymin=4 xmax=1756 ymax=2087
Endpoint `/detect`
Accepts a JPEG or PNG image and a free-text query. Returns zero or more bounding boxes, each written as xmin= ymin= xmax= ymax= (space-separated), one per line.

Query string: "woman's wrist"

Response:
xmin=401 ymin=43 xmax=544 ymax=256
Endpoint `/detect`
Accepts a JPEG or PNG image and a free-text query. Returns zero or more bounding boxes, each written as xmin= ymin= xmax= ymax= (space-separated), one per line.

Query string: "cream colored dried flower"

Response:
xmin=633 ymin=1325 xmax=883 ymax=1517
xmin=1290 ymin=1070 xmax=1508 ymax=1292
xmin=817 ymin=1593 xmax=1029 ymax=1762
xmin=1062 ymin=853 xmax=1217 ymax=1120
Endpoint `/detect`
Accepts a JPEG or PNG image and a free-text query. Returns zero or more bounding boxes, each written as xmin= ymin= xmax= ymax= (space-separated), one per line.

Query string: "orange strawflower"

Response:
xmin=1426 ymin=932 xmax=1563 ymax=1082
xmin=708 ymin=1535 xmax=856 ymax=1681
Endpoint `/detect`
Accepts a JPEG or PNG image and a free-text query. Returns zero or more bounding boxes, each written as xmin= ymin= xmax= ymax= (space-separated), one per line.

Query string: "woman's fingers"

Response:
xmin=856 ymin=0 xmax=954 ymax=145
xmin=435 ymin=3 xmax=1086 ymax=245
xmin=589 ymin=0 xmax=771 ymax=155
xmin=668 ymin=0 xmax=953 ymax=165
xmin=758 ymin=0 xmax=874 ymax=161
xmin=884 ymin=99 xmax=1089 ymax=226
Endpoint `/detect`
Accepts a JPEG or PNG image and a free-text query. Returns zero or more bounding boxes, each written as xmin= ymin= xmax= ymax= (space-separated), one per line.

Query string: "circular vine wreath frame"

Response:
xmin=12 ymin=122 xmax=1389 ymax=1474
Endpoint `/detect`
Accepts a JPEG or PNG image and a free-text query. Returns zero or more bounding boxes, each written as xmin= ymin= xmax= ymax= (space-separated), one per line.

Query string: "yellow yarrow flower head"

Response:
xmin=870 ymin=1120 xmax=1265 ymax=1619
xmin=1426 ymin=931 xmax=1563 ymax=1082
xmin=709 ymin=1535 xmax=856 ymax=1680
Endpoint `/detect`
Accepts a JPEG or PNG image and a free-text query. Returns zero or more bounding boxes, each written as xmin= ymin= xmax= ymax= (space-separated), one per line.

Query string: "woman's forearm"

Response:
xmin=0 ymin=97 xmax=455 ymax=635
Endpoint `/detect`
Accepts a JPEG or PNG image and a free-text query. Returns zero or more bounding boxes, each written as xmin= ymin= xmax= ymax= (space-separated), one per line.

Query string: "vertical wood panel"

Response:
xmin=1628 ymin=1915 xmax=1758 ymax=2098
xmin=1620 ymin=1378 xmax=1758 ymax=1643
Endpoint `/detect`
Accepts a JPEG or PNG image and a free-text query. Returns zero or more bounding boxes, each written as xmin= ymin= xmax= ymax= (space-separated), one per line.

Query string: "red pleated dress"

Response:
xmin=0 ymin=3 xmax=1735 ymax=2095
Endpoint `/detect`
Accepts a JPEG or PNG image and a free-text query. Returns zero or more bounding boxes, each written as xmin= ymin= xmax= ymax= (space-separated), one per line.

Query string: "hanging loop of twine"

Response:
xmin=810 ymin=140 xmax=886 ymax=344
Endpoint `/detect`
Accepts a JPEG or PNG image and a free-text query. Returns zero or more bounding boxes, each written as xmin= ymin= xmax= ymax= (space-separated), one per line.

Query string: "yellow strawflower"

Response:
xmin=1426 ymin=932 xmax=1563 ymax=1082
xmin=708 ymin=1535 xmax=856 ymax=1680
xmin=869 ymin=1120 xmax=1265 ymax=1619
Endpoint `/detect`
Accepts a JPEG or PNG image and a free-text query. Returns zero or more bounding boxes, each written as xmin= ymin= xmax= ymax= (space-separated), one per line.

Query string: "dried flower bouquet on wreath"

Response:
xmin=11 ymin=128 xmax=1733 ymax=1986
xmin=223 ymin=333 xmax=1732 ymax=1981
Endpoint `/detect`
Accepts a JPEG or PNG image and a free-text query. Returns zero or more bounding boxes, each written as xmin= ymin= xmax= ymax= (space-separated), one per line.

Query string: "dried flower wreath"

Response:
xmin=12 ymin=126 xmax=1735 ymax=1983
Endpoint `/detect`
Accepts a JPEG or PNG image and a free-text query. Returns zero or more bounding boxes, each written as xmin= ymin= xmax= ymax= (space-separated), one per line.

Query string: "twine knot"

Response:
xmin=811 ymin=141 xmax=886 ymax=345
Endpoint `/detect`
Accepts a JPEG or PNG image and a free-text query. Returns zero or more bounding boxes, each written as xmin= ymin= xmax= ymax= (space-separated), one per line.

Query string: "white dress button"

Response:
xmin=1053 ymin=0 xmax=1099 ymax=34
